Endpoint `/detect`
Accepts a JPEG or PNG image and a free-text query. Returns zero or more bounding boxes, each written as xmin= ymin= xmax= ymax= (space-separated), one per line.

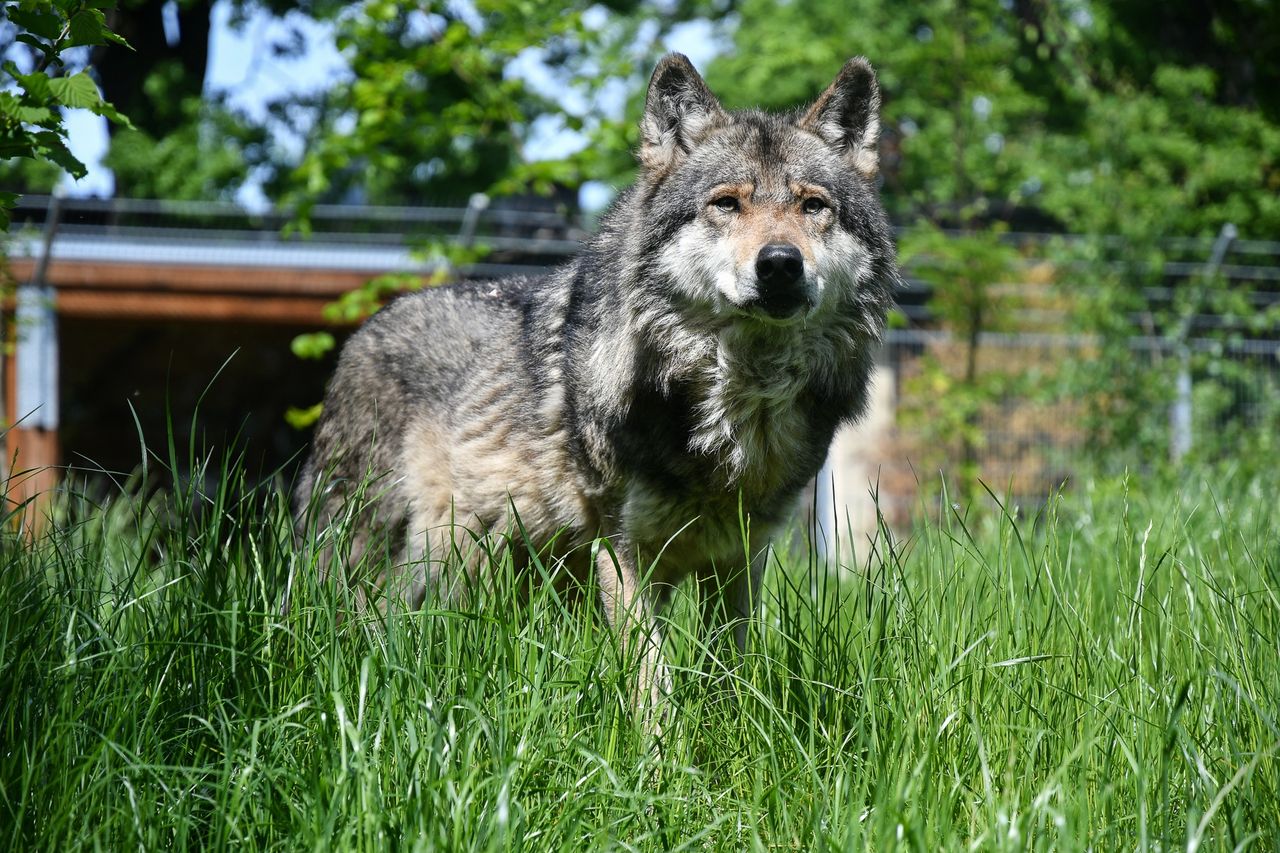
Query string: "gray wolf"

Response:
xmin=295 ymin=53 xmax=898 ymax=712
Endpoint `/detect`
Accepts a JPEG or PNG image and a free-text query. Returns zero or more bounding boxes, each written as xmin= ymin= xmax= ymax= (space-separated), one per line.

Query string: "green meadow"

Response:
xmin=2 ymin=454 xmax=1277 ymax=851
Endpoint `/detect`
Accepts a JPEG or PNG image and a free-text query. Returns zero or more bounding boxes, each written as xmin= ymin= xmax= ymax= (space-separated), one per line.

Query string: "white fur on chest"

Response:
xmin=617 ymin=298 xmax=857 ymax=497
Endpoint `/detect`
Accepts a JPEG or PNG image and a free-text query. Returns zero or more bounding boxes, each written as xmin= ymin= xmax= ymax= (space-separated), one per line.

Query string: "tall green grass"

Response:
xmin=1 ymin=452 xmax=1277 ymax=850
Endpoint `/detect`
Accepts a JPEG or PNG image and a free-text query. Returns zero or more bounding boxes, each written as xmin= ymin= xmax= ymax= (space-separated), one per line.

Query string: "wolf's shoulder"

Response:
xmin=379 ymin=274 xmax=552 ymax=312
xmin=354 ymin=274 xmax=569 ymax=339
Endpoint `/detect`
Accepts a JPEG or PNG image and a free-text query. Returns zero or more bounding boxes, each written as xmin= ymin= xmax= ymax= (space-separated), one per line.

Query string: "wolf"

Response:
xmin=295 ymin=53 xmax=898 ymax=711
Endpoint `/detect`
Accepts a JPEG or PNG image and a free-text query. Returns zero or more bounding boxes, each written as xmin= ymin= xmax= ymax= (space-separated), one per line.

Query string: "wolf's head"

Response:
xmin=632 ymin=54 xmax=892 ymax=326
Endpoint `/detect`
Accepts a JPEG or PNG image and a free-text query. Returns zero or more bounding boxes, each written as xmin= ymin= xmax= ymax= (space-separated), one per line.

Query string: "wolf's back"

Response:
xmin=295 ymin=274 xmax=552 ymax=555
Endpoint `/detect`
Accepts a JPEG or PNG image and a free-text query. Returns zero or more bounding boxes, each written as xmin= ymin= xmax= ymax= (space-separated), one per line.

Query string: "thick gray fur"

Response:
xmin=296 ymin=54 xmax=899 ymax=713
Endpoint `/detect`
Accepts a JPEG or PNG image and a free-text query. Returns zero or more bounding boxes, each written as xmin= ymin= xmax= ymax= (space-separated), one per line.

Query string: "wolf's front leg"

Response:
xmin=595 ymin=542 xmax=671 ymax=730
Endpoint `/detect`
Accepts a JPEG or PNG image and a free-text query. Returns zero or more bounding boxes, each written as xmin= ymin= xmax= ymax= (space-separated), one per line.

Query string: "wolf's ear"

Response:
xmin=640 ymin=53 xmax=727 ymax=171
xmin=800 ymin=57 xmax=881 ymax=179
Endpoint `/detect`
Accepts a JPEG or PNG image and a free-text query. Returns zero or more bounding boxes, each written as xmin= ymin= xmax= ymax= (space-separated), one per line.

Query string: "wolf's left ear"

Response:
xmin=640 ymin=53 xmax=727 ymax=171
xmin=800 ymin=58 xmax=881 ymax=179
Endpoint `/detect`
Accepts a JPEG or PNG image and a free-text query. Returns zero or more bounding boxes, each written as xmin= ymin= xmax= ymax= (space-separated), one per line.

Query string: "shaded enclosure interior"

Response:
xmin=58 ymin=317 xmax=340 ymax=484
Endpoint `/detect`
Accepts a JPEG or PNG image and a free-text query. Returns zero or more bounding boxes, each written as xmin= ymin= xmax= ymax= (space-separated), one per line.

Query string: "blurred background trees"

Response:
xmin=3 ymin=0 xmax=700 ymax=204
xmin=7 ymin=0 xmax=1276 ymax=236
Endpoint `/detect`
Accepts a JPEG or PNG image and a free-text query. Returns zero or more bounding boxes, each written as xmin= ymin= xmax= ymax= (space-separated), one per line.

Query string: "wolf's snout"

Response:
xmin=756 ymin=244 xmax=804 ymax=286
xmin=751 ymin=243 xmax=808 ymax=318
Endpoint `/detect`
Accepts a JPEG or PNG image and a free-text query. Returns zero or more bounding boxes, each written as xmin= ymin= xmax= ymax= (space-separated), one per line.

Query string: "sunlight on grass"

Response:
xmin=2 ymin=453 xmax=1277 ymax=850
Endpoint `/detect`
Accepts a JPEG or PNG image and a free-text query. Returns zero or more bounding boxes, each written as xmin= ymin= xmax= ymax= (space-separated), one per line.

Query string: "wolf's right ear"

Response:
xmin=800 ymin=58 xmax=882 ymax=179
xmin=640 ymin=53 xmax=727 ymax=172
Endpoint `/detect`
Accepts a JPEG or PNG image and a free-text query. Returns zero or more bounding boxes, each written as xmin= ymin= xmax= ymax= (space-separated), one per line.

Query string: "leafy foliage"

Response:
xmin=707 ymin=0 xmax=1054 ymax=227
xmin=0 ymin=0 xmax=132 ymax=226
xmin=283 ymin=0 xmax=666 ymax=212
xmin=100 ymin=95 xmax=263 ymax=201
xmin=1034 ymin=66 xmax=1280 ymax=240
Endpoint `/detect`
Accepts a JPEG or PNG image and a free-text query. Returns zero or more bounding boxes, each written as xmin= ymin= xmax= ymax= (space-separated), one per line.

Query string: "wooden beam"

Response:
xmin=5 ymin=258 xmax=415 ymax=296
xmin=54 ymin=289 xmax=342 ymax=324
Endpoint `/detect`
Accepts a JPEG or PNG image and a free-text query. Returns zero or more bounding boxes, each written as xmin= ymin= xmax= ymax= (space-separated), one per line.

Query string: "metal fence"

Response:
xmin=861 ymin=328 xmax=1280 ymax=522
xmin=810 ymin=324 xmax=1280 ymax=554
xmin=4 ymin=193 xmax=586 ymax=281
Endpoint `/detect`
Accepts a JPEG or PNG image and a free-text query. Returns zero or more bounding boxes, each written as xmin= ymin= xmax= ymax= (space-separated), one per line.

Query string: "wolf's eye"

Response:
xmin=712 ymin=196 xmax=740 ymax=213
xmin=802 ymin=197 xmax=828 ymax=215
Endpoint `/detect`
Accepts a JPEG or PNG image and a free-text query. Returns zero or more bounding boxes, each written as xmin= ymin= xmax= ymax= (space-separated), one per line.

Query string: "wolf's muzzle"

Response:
xmin=751 ymin=243 xmax=809 ymax=318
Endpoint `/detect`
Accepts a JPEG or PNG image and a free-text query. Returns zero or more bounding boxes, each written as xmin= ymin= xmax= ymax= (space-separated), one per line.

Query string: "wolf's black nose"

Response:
xmin=756 ymin=243 xmax=805 ymax=286
xmin=750 ymin=243 xmax=808 ymax=318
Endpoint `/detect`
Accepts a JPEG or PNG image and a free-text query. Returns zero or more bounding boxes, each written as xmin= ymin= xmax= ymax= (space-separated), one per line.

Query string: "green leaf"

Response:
xmin=103 ymin=29 xmax=133 ymax=49
xmin=13 ymin=70 xmax=53 ymax=102
xmin=291 ymin=331 xmax=336 ymax=360
xmin=48 ymin=72 xmax=103 ymax=109
xmin=285 ymin=403 xmax=324 ymax=429
xmin=67 ymin=9 xmax=110 ymax=47
xmin=0 ymin=91 xmax=57 ymax=125
xmin=20 ymin=105 xmax=56 ymax=124
xmin=7 ymin=7 xmax=63 ymax=40
xmin=94 ymin=98 xmax=133 ymax=128
xmin=31 ymin=130 xmax=86 ymax=178
xmin=0 ymin=134 xmax=39 ymax=160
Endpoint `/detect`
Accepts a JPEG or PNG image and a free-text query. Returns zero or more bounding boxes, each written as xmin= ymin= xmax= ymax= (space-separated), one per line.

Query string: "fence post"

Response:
xmin=7 ymin=189 xmax=64 ymax=527
xmin=812 ymin=457 xmax=835 ymax=563
xmin=1170 ymin=222 xmax=1237 ymax=463
xmin=457 ymin=192 xmax=490 ymax=247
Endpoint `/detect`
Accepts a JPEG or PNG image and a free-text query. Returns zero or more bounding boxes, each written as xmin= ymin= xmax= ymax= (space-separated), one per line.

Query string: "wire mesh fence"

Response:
xmin=850 ymin=328 xmax=1280 ymax=530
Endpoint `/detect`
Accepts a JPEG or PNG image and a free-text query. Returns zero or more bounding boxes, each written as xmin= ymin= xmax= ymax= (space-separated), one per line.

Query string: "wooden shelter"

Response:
xmin=2 ymin=194 xmax=581 ymax=523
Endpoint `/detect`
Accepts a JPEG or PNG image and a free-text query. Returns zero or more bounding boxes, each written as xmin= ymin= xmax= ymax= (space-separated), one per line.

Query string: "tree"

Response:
xmin=1096 ymin=0 xmax=1280 ymax=121
xmin=1 ymin=0 xmax=231 ymax=200
xmin=95 ymin=0 xmax=361 ymax=199
xmin=94 ymin=0 xmax=209 ymax=138
xmin=710 ymin=0 xmax=1280 ymax=238
xmin=706 ymin=0 xmax=1063 ymax=228
xmin=6 ymin=0 xmax=696 ymax=204
xmin=1034 ymin=66 xmax=1280 ymax=241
